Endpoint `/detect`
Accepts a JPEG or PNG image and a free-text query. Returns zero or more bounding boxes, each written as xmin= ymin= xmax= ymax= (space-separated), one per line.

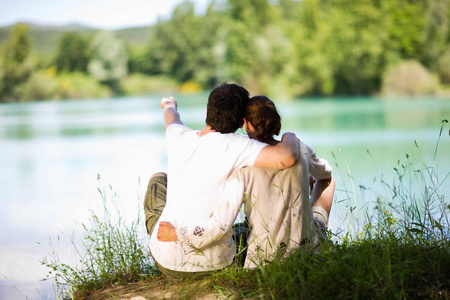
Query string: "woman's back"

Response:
xmin=232 ymin=140 xmax=331 ymax=268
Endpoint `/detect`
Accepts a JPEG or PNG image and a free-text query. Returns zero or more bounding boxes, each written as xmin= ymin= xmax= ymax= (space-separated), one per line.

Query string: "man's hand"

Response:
xmin=157 ymin=221 xmax=178 ymax=242
xmin=160 ymin=97 xmax=182 ymax=127
xmin=160 ymin=97 xmax=177 ymax=109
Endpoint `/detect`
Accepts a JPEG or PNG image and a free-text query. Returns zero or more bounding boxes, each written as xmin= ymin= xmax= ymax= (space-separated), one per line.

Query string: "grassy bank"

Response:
xmin=41 ymin=121 xmax=449 ymax=299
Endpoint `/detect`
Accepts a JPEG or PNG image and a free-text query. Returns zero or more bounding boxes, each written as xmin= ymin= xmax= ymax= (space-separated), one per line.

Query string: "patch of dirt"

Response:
xmin=83 ymin=276 xmax=237 ymax=300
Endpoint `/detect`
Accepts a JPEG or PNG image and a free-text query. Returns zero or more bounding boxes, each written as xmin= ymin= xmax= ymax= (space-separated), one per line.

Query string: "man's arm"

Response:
xmin=160 ymin=97 xmax=183 ymax=128
xmin=253 ymin=132 xmax=299 ymax=170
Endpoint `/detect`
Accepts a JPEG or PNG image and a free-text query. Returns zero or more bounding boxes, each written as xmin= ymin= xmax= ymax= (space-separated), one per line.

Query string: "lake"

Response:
xmin=1 ymin=95 xmax=449 ymax=299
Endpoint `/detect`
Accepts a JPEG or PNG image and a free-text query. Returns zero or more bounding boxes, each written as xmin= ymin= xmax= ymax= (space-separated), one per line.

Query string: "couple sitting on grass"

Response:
xmin=143 ymin=82 xmax=335 ymax=279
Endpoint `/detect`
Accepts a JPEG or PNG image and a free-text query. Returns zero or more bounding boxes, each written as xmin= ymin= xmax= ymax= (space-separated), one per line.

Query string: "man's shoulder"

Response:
xmin=167 ymin=123 xmax=186 ymax=130
xmin=166 ymin=123 xmax=193 ymax=136
xmin=227 ymin=132 xmax=267 ymax=145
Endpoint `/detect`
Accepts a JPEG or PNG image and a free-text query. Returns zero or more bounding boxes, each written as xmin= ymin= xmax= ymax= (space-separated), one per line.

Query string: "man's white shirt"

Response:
xmin=149 ymin=123 xmax=266 ymax=272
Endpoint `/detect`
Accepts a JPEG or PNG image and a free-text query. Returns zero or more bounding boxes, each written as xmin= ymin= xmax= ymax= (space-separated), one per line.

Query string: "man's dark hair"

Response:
xmin=206 ymin=82 xmax=250 ymax=133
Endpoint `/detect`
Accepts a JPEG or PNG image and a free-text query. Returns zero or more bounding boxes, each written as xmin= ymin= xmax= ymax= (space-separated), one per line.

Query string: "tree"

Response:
xmin=0 ymin=23 xmax=34 ymax=102
xmin=422 ymin=0 xmax=450 ymax=81
xmin=119 ymin=0 xmax=450 ymax=96
xmin=289 ymin=0 xmax=404 ymax=95
xmin=223 ymin=0 xmax=291 ymax=95
xmin=143 ymin=1 xmax=223 ymax=88
xmin=55 ymin=32 xmax=90 ymax=73
xmin=88 ymin=31 xmax=128 ymax=94
xmin=384 ymin=0 xmax=426 ymax=60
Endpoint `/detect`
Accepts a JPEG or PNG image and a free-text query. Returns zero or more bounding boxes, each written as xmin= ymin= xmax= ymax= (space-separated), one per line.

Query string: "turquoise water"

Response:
xmin=0 ymin=95 xmax=449 ymax=299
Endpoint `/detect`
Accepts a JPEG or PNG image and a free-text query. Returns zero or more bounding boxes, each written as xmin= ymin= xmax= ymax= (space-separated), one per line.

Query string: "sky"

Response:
xmin=0 ymin=0 xmax=211 ymax=30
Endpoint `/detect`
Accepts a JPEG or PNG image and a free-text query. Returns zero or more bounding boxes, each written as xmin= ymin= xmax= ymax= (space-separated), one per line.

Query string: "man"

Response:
xmin=144 ymin=83 xmax=299 ymax=278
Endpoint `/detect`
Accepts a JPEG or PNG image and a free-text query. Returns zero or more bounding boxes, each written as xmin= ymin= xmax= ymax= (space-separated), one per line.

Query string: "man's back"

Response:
xmin=149 ymin=123 xmax=266 ymax=272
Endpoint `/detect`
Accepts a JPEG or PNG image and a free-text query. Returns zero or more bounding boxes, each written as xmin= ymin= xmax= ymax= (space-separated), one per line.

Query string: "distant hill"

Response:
xmin=0 ymin=23 xmax=154 ymax=60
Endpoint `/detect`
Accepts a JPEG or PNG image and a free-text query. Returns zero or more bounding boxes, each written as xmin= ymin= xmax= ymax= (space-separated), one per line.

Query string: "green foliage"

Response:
xmin=212 ymin=239 xmax=449 ymax=299
xmin=438 ymin=49 xmax=450 ymax=84
xmin=290 ymin=0 xmax=394 ymax=95
xmin=0 ymin=23 xmax=34 ymax=102
xmin=19 ymin=70 xmax=59 ymax=101
xmin=144 ymin=1 xmax=223 ymax=88
xmin=5 ymin=70 xmax=111 ymax=101
xmin=422 ymin=0 xmax=450 ymax=73
xmin=88 ymin=31 xmax=128 ymax=93
xmin=384 ymin=0 xmax=426 ymax=60
xmin=228 ymin=0 xmax=275 ymax=31
xmin=55 ymin=32 xmax=90 ymax=73
xmin=224 ymin=0 xmax=290 ymax=95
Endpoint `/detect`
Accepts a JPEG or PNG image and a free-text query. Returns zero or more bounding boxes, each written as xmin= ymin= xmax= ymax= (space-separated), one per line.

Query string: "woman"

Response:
xmin=233 ymin=95 xmax=334 ymax=267
xmin=157 ymin=96 xmax=335 ymax=269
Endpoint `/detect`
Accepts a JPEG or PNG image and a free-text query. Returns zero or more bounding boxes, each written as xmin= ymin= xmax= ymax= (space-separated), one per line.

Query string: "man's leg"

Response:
xmin=232 ymin=217 xmax=250 ymax=267
xmin=143 ymin=173 xmax=216 ymax=279
xmin=143 ymin=172 xmax=167 ymax=237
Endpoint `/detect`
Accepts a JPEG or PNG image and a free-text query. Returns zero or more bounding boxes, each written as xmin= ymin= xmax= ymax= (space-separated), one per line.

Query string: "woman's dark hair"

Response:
xmin=245 ymin=96 xmax=281 ymax=143
xmin=206 ymin=82 xmax=250 ymax=133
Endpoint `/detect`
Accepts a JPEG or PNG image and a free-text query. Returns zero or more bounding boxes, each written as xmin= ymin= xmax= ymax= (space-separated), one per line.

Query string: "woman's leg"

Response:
xmin=310 ymin=177 xmax=335 ymax=226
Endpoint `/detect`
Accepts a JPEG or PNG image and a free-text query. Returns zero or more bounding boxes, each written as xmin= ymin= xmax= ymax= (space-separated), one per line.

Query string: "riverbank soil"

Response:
xmin=84 ymin=276 xmax=236 ymax=300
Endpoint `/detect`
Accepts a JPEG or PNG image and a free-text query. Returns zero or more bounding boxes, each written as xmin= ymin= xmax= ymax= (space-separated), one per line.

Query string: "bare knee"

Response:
xmin=151 ymin=172 xmax=167 ymax=179
xmin=311 ymin=177 xmax=335 ymax=215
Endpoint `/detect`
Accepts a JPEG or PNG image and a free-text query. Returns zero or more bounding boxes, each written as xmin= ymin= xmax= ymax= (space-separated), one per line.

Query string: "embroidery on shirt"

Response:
xmin=193 ymin=226 xmax=205 ymax=237
xmin=176 ymin=227 xmax=194 ymax=255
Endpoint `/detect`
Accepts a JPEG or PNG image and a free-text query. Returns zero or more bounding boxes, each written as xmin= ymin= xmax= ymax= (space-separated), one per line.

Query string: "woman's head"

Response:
xmin=244 ymin=96 xmax=281 ymax=144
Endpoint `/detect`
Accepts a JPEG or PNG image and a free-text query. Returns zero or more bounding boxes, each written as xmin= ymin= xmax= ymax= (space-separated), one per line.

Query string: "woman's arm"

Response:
xmin=157 ymin=174 xmax=246 ymax=253
xmin=253 ymin=132 xmax=299 ymax=170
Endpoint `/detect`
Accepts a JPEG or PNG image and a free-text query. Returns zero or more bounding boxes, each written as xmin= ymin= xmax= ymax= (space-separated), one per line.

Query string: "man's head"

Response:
xmin=206 ymin=82 xmax=250 ymax=133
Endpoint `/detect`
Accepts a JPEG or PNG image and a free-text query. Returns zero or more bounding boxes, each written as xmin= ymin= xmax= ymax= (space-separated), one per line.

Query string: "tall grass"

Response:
xmin=40 ymin=175 xmax=159 ymax=299
xmin=212 ymin=235 xmax=449 ymax=299
xmin=358 ymin=120 xmax=449 ymax=246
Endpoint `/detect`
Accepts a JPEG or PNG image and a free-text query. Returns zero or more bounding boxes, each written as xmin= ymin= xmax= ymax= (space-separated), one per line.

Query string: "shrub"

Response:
xmin=19 ymin=70 xmax=59 ymax=101
xmin=55 ymin=72 xmax=111 ymax=100
xmin=381 ymin=60 xmax=442 ymax=97
xmin=120 ymin=74 xmax=179 ymax=95
xmin=438 ymin=49 xmax=450 ymax=85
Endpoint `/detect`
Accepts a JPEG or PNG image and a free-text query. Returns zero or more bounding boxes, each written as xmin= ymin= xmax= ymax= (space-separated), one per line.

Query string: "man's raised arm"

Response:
xmin=160 ymin=97 xmax=183 ymax=128
xmin=253 ymin=132 xmax=299 ymax=170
